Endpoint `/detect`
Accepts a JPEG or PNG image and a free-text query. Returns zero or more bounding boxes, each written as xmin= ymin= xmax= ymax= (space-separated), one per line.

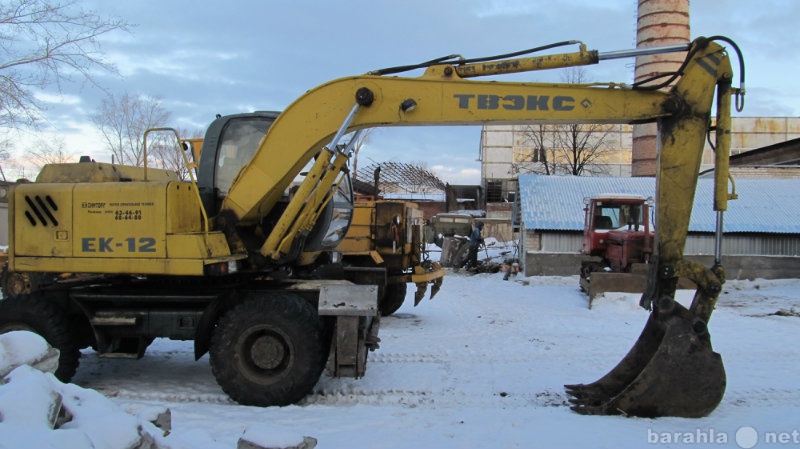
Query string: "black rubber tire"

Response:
xmin=209 ymin=293 xmax=327 ymax=406
xmin=380 ymin=283 xmax=407 ymax=317
xmin=0 ymin=294 xmax=81 ymax=382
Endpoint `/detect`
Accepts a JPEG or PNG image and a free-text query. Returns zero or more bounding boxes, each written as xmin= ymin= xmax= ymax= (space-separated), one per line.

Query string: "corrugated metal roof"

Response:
xmin=519 ymin=174 xmax=800 ymax=234
xmin=382 ymin=193 xmax=446 ymax=201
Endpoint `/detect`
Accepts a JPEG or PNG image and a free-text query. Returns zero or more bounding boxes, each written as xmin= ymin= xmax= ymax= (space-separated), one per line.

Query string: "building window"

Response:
xmin=486 ymin=180 xmax=503 ymax=203
xmin=534 ymin=147 xmax=545 ymax=163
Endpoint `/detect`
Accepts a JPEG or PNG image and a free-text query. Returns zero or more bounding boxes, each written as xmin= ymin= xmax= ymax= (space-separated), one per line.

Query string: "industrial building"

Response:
xmin=516 ymin=175 xmax=800 ymax=279
xmin=480 ymin=117 xmax=800 ymax=205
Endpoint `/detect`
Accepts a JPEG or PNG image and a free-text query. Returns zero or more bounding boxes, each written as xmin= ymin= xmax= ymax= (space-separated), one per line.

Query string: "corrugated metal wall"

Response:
xmin=539 ymin=232 xmax=800 ymax=256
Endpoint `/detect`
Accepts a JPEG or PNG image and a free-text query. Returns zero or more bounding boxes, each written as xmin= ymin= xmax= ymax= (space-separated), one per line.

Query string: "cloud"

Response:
xmin=16 ymin=0 xmax=799 ymax=183
xmin=431 ymin=166 xmax=481 ymax=185
xmin=33 ymin=92 xmax=82 ymax=105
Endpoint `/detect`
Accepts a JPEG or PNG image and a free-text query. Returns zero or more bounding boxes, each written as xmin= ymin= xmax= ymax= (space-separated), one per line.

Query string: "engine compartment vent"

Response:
xmin=23 ymin=194 xmax=59 ymax=227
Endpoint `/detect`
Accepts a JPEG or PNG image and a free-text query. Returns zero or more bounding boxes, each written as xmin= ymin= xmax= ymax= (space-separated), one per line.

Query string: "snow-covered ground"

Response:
xmin=2 ymin=266 xmax=800 ymax=448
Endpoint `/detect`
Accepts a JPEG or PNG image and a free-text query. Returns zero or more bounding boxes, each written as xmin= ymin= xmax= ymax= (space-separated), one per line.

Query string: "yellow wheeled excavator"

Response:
xmin=1 ymin=36 xmax=743 ymax=415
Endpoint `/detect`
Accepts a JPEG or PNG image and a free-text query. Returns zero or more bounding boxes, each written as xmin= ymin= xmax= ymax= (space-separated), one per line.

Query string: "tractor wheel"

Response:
xmin=379 ymin=283 xmax=407 ymax=317
xmin=209 ymin=293 xmax=327 ymax=406
xmin=0 ymin=293 xmax=81 ymax=382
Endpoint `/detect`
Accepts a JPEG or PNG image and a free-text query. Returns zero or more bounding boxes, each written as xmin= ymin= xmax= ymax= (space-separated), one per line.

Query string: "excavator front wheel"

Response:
xmin=209 ymin=293 xmax=327 ymax=406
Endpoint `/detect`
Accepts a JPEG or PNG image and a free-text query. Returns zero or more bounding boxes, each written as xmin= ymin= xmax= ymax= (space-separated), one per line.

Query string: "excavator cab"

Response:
xmin=195 ymin=112 xmax=355 ymax=262
xmin=196 ymin=112 xmax=280 ymax=216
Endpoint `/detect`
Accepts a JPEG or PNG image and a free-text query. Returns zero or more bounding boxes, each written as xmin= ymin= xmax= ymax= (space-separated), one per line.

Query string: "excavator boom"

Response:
xmin=224 ymin=41 xmax=735 ymax=268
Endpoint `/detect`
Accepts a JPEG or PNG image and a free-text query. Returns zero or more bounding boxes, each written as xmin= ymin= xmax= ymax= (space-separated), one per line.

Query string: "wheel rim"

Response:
xmin=250 ymin=333 xmax=287 ymax=370
xmin=237 ymin=325 xmax=293 ymax=384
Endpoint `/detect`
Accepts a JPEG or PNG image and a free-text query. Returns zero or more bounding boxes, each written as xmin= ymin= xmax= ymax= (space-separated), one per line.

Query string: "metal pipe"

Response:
xmin=599 ymin=43 xmax=690 ymax=61
xmin=328 ymin=103 xmax=362 ymax=152
xmin=714 ymin=211 xmax=724 ymax=266
xmin=260 ymin=103 xmax=361 ymax=260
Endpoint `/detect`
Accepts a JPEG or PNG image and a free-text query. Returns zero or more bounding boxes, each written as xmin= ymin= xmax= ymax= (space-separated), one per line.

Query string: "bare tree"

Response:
xmin=26 ymin=136 xmax=74 ymax=169
xmin=91 ymin=92 xmax=171 ymax=166
xmin=0 ymin=135 xmax=12 ymax=179
xmin=0 ymin=0 xmax=128 ymax=128
xmin=513 ymin=124 xmax=556 ymax=175
xmin=554 ymin=121 xmax=615 ymax=176
xmin=513 ymin=67 xmax=616 ymax=176
xmin=149 ymin=127 xmax=205 ymax=180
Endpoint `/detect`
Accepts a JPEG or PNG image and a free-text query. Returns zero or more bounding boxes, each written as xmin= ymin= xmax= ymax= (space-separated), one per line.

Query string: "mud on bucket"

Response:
xmin=565 ymin=303 xmax=725 ymax=418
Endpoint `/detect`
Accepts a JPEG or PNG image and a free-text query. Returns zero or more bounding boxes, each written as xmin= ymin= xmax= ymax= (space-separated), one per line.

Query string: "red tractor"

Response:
xmin=579 ymin=195 xmax=654 ymax=302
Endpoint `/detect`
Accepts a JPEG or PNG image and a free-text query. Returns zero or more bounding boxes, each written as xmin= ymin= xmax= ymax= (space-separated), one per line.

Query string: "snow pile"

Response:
xmin=0 ymin=330 xmax=59 ymax=377
xmin=239 ymin=427 xmax=317 ymax=449
xmin=0 ymin=331 xmax=166 ymax=449
xmin=0 ymin=331 xmax=318 ymax=449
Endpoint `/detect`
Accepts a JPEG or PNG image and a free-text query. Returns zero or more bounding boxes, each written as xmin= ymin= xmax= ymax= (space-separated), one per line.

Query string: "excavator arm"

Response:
xmin=564 ymin=40 xmax=738 ymax=418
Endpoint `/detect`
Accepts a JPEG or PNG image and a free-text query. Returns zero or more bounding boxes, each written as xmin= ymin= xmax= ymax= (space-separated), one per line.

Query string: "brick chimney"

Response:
xmin=632 ymin=0 xmax=690 ymax=177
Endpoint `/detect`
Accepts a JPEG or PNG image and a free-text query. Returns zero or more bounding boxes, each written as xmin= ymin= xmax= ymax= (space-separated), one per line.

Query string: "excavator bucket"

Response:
xmin=565 ymin=302 xmax=725 ymax=418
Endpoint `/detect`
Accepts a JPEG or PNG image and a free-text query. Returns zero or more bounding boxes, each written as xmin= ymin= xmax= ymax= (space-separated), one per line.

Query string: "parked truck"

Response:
xmin=339 ymin=198 xmax=444 ymax=316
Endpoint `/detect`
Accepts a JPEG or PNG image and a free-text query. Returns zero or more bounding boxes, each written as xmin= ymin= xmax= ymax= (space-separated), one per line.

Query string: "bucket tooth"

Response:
xmin=429 ymin=276 xmax=443 ymax=299
xmin=413 ymin=282 xmax=427 ymax=306
xmin=565 ymin=303 xmax=725 ymax=418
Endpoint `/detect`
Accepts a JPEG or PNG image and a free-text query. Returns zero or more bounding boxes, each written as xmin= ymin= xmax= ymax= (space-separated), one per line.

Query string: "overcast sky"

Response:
xmin=11 ymin=0 xmax=800 ymax=184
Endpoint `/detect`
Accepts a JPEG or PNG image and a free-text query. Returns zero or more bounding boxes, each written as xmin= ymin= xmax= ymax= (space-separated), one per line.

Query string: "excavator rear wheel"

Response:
xmin=0 ymin=293 xmax=81 ymax=382
xmin=379 ymin=283 xmax=407 ymax=317
xmin=209 ymin=293 xmax=327 ymax=406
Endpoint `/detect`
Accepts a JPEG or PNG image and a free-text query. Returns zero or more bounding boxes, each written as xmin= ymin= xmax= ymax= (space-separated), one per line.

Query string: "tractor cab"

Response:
xmin=582 ymin=195 xmax=653 ymax=266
